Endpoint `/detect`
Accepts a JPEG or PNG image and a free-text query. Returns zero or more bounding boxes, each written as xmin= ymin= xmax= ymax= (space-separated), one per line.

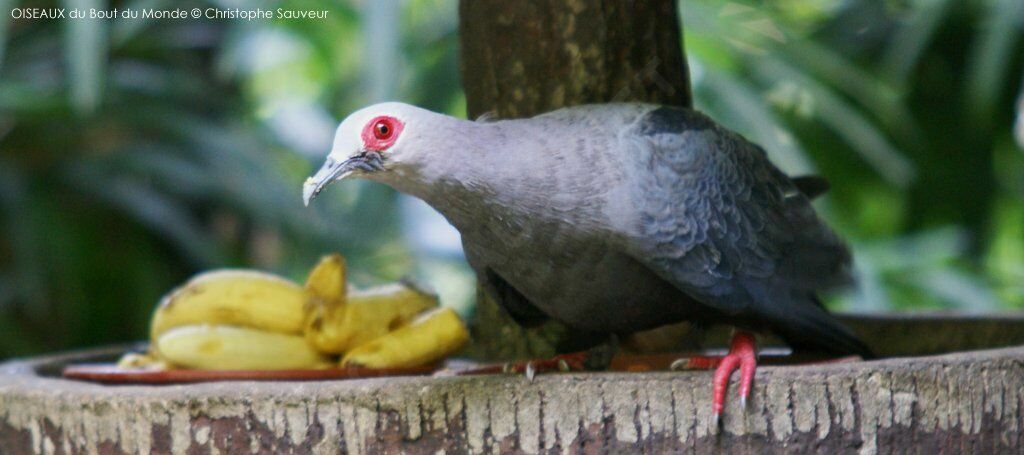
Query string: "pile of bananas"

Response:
xmin=121 ymin=254 xmax=469 ymax=371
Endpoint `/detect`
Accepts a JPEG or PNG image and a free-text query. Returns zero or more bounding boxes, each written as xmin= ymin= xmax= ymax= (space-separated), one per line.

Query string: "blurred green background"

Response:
xmin=0 ymin=0 xmax=1022 ymax=360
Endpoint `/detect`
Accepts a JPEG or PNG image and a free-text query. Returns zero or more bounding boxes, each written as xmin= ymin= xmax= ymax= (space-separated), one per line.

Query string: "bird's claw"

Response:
xmin=673 ymin=331 xmax=757 ymax=425
xmin=710 ymin=390 xmax=749 ymax=429
xmin=669 ymin=358 xmax=689 ymax=371
xmin=462 ymin=350 xmax=597 ymax=378
xmin=558 ymin=358 xmax=571 ymax=372
xmin=498 ymin=361 xmax=535 ymax=379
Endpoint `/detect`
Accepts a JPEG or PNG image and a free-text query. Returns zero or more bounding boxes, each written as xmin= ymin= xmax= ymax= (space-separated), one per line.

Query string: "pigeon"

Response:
xmin=304 ymin=102 xmax=873 ymax=420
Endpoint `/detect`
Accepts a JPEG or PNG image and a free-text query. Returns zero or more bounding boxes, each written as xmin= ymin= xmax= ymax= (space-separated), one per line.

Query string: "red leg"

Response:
xmin=672 ymin=331 xmax=757 ymax=424
xmin=715 ymin=331 xmax=757 ymax=421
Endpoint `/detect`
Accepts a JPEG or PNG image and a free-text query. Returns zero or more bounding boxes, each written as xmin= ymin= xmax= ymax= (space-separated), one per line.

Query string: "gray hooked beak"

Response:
xmin=302 ymin=152 xmax=384 ymax=206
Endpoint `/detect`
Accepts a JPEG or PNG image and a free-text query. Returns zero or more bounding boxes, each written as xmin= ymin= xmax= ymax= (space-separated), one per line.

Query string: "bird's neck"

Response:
xmin=374 ymin=119 xmax=507 ymax=225
xmin=375 ymin=117 xmax=617 ymax=236
xmin=380 ymin=118 xmax=557 ymax=229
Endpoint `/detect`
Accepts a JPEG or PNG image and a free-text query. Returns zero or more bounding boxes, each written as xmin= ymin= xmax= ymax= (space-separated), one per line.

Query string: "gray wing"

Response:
xmin=624 ymin=107 xmax=867 ymax=356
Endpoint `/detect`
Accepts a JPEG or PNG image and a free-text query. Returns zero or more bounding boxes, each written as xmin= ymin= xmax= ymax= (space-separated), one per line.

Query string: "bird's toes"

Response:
xmin=524 ymin=362 xmax=536 ymax=381
xmin=557 ymin=358 xmax=571 ymax=372
xmin=669 ymin=358 xmax=690 ymax=371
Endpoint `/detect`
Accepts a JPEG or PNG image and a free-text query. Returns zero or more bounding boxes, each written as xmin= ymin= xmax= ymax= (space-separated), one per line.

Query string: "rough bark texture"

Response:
xmin=459 ymin=0 xmax=691 ymax=120
xmin=2 ymin=339 xmax=1024 ymax=454
xmin=459 ymin=0 xmax=692 ymax=360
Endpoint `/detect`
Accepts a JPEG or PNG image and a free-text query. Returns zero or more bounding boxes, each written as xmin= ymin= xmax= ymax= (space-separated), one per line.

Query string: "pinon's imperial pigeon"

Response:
xmin=303 ymin=102 xmax=872 ymax=420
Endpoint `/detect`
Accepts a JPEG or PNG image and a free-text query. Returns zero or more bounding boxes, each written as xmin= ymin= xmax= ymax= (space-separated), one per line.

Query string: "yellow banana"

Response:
xmin=304 ymin=254 xmax=347 ymax=304
xmin=150 ymin=270 xmax=306 ymax=341
xmin=156 ymin=325 xmax=331 ymax=370
xmin=302 ymin=254 xmax=347 ymax=352
xmin=141 ymin=252 xmax=463 ymax=372
xmin=341 ymin=307 xmax=469 ymax=368
xmin=305 ymin=282 xmax=439 ymax=354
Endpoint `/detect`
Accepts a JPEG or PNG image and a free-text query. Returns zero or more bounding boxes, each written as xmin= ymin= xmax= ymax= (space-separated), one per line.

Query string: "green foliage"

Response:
xmin=0 ymin=0 xmax=1021 ymax=358
xmin=0 ymin=0 xmax=461 ymax=358
xmin=683 ymin=0 xmax=1024 ymax=311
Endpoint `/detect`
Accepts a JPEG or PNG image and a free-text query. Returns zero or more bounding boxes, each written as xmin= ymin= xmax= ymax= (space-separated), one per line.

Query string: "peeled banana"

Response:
xmin=156 ymin=325 xmax=331 ymax=370
xmin=305 ymin=282 xmax=439 ymax=354
xmin=341 ymin=307 xmax=469 ymax=368
xmin=150 ymin=270 xmax=306 ymax=341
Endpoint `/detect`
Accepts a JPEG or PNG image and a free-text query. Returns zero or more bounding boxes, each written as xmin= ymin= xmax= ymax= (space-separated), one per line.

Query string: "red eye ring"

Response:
xmin=361 ymin=115 xmax=404 ymax=151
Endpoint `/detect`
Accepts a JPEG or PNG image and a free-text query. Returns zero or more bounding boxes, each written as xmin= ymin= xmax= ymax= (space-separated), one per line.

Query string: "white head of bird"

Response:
xmin=302 ymin=102 xmax=472 ymax=206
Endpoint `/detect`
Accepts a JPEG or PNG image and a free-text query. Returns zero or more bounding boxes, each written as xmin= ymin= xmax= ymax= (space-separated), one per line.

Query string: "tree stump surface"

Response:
xmin=3 ymin=315 xmax=1024 ymax=454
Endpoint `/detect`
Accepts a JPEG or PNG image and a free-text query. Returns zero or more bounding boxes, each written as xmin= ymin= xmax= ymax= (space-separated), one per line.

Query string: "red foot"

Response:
xmin=456 ymin=352 xmax=589 ymax=378
xmin=713 ymin=332 xmax=757 ymax=417
xmin=673 ymin=331 xmax=757 ymax=423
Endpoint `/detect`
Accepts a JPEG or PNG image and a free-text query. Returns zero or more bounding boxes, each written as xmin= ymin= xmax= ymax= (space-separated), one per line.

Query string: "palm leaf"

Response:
xmin=881 ymin=0 xmax=955 ymax=86
xmin=755 ymin=58 xmax=917 ymax=187
xmin=62 ymin=0 xmax=107 ymax=114
xmin=696 ymin=68 xmax=815 ymax=174
xmin=965 ymin=0 xmax=1024 ymax=125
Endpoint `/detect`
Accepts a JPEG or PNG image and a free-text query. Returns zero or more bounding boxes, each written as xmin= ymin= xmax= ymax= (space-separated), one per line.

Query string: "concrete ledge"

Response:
xmin=2 ymin=343 xmax=1023 ymax=453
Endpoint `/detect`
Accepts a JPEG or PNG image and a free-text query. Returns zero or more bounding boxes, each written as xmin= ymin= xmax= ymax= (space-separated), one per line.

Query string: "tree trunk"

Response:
xmin=458 ymin=0 xmax=693 ymax=360
xmin=3 ymin=337 xmax=1024 ymax=453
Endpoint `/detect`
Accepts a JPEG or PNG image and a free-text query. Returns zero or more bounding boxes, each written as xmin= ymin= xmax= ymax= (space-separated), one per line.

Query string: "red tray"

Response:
xmin=62 ymin=351 xmax=855 ymax=385
xmin=63 ymin=364 xmax=439 ymax=384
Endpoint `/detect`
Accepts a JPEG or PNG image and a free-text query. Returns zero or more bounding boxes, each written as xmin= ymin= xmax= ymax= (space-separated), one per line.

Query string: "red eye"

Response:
xmin=374 ymin=121 xmax=392 ymax=139
xmin=361 ymin=115 xmax=403 ymax=151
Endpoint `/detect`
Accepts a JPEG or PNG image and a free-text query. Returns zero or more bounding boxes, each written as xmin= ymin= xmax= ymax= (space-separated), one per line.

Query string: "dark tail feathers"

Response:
xmin=768 ymin=295 xmax=875 ymax=359
xmin=791 ymin=175 xmax=830 ymax=200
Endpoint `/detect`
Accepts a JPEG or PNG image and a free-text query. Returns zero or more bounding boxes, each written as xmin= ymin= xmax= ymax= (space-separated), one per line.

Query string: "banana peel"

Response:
xmin=341 ymin=307 xmax=469 ymax=368
xmin=305 ymin=281 xmax=439 ymax=354
xmin=150 ymin=270 xmax=306 ymax=341
xmin=305 ymin=254 xmax=347 ymax=304
xmin=157 ymin=325 xmax=331 ymax=370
